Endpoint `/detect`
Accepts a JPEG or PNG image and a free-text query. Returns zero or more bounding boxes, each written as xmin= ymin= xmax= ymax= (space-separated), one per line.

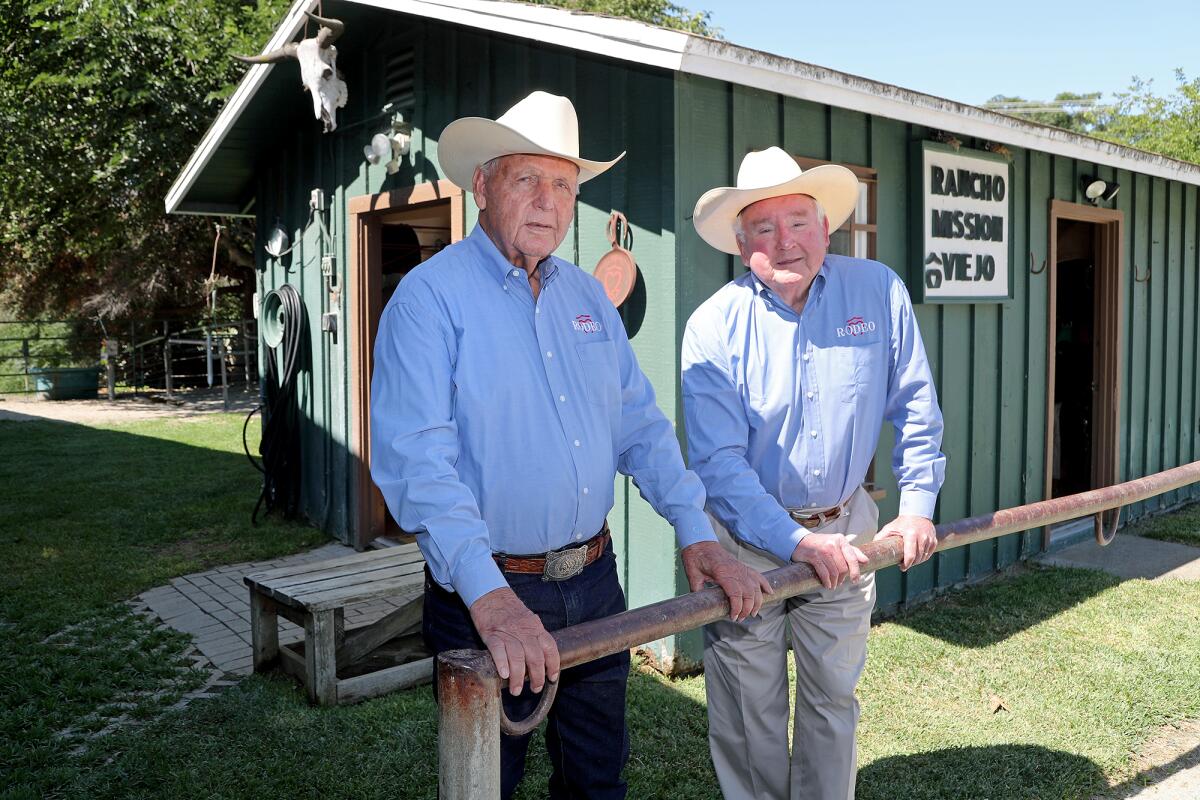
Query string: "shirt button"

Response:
xmin=512 ymin=269 xmax=520 ymax=277
xmin=582 ymin=487 xmax=590 ymax=495
xmin=810 ymin=431 xmax=817 ymax=438
xmin=802 ymin=353 xmax=810 ymax=361
xmin=575 ymin=533 xmax=582 ymax=541
xmin=810 ymin=502 xmax=818 ymax=508
xmin=813 ymin=469 xmax=821 ymax=477
xmin=536 ymin=308 xmax=540 ymax=315
xmin=546 ymin=351 xmax=553 ymax=358
xmin=574 ymin=439 xmax=581 ymax=447
xmin=806 ymin=391 xmax=814 ymax=400
xmin=559 ymin=394 xmax=566 ymax=402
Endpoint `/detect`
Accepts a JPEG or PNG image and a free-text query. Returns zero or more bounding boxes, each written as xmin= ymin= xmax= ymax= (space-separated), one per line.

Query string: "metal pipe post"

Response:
xmin=163 ymin=322 xmax=173 ymax=398
xmin=219 ymin=341 xmax=229 ymax=410
xmin=438 ymin=649 xmax=501 ymax=800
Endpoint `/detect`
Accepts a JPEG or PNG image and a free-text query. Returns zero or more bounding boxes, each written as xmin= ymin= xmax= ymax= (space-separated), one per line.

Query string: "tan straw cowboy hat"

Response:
xmin=693 ymin=147 xmax=861 ymax=255
xmin=437 ymin=91 xmax=625 ymax=190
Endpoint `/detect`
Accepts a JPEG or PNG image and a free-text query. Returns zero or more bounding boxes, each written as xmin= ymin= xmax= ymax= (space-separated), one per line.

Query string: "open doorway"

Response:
xmin=1044 ymin=200 xmax=1123 ymax=545
xmin=348 ymin=180 xmax=465 ymax=549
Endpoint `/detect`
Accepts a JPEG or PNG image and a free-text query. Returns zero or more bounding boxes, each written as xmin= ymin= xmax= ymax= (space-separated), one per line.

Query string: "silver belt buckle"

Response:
xmin=543 ymin=544 xmax=589 ymax=581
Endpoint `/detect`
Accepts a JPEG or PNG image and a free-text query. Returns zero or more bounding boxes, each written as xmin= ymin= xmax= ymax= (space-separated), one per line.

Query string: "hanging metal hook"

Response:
xmin=1134 ymin=263 xmax=1151 ymax=283
xmin=499 ymin=678 xmax=559 ymax=736
xmin=1094 ymin=506 xmax=1121 ymax=546
xmin=1029 ymin=251 xmax=1047 ymax=275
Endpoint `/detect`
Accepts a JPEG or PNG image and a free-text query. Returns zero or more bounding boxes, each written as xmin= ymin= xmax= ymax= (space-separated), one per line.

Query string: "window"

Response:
xmin=794 ymin=157 xmax=877 ymax=261
xmin=794 ymin=157 xmax=885 ymax=501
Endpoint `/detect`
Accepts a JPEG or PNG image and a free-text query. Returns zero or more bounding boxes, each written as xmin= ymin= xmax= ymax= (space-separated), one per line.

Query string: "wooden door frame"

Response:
xmin=348 ymin=180 xmax=465 ymax=550
xmin=1042 ymin=199 xmax=1124 ymax=548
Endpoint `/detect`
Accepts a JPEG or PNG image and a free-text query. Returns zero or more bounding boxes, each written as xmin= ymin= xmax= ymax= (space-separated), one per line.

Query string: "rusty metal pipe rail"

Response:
xmin=438 ymin=460 xmax=1200 ymax=798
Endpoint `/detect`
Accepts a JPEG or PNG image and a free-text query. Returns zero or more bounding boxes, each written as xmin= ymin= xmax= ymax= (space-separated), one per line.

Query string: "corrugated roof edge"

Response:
xmin=165 ymin=0 xmax=1200 ymax=215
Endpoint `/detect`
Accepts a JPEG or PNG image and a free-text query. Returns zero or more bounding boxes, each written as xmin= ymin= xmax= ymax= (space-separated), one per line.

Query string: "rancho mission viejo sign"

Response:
xmin=914 ymin=142 xmax=1011 ymax=302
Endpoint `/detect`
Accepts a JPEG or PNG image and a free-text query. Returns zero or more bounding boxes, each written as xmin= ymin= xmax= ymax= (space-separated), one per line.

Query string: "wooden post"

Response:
xmin=249 ymin=591 xmax=280 ymax=671
xmin=304 ymin=609 xmax=338 ymax=705
xmin=219 ymin=340 xmax=229 ymax=411
xmin=163 ymin=322 xmax=173 ymax=399
xmin=21 ymin=339 xmax=29 ymax=394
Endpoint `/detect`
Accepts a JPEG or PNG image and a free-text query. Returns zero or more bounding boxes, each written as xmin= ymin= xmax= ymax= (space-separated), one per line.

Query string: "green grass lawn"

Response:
xmin=1125 ymin=503 xmax=1200 ymax=547
xmin=2 ymin=414 xmax=1199 ymax=799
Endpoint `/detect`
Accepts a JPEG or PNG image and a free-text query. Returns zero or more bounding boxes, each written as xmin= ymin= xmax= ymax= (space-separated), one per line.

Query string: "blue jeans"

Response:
xmin=423 ymin=542 xmax=631 ymax=799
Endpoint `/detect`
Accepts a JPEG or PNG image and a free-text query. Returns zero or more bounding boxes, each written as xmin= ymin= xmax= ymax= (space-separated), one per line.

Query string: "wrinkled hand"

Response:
xmin=681 ymin=540 xmax=773 ymax=621
xmin=791 ymin=533 xmax=869 ymax=590
xmin=873 ymin=515 xmax=937 ymax=571
xmin=468 ymin=587 xmax=559 ymax=695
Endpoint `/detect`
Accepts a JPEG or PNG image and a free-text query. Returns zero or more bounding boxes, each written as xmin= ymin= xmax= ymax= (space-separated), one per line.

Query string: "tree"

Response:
xmin=0 ymin=0 xmax=288 ymax=321
xmin=983 ymin=92 xmax=1103 ymax=134
xmin=0 ymin=0 xmax=714 ymax=322
xmin=528 ymin=0 xmax=716 ymax=35
xmin=1093 ymin=71 xmax=1200 ymax=164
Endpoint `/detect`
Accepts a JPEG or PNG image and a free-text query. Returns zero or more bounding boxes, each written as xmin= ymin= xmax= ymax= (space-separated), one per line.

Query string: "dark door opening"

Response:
xmin=1052 ymin=219 xmax=1097 ymax=498
xmin=1043 ymin=200 xmax=1124 ymax=548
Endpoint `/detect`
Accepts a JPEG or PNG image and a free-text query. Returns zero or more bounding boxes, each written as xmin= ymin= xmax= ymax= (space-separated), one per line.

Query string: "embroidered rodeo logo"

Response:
xmin=836 ymin=315 xmax=876 ymax=338
xmin=572 ymin=314 xmax=602 ymax=334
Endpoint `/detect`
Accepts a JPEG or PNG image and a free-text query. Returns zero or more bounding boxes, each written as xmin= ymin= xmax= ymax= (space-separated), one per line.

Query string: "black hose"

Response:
xmin=244 ymin=284 xmax=305 ymax=525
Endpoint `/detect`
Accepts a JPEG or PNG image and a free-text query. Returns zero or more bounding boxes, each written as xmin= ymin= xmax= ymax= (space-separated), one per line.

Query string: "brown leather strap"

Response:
xmin=494 ymin=526 xmax=610 ymax=574
xmin=789 ymin=499 xmax=850 ymax=530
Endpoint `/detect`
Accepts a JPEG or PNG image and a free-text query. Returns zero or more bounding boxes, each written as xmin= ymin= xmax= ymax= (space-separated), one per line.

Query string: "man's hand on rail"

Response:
xmin=681 ymin=541 xmax=773 ymax=622
xmin=874 ymin=515 xmax=937 ymax=571
xmin=469 ymin=587 xmax=560 ymax=696
xmin=792 ymin=533 xmax=869 ymax=590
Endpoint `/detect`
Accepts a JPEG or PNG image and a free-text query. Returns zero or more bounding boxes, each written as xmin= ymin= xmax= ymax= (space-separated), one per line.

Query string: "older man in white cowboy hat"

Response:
xmin=681 ymin=147 xmax=946 ymax=800
xmin=370 ymin=91 xmax=771 ymax=799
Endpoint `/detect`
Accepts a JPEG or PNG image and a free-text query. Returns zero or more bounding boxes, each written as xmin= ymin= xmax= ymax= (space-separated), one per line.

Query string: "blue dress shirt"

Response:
xmin=371 ymin=224 xmax=715 ymax=607
xmin=681 ymin=255 xmax=946 ymax=563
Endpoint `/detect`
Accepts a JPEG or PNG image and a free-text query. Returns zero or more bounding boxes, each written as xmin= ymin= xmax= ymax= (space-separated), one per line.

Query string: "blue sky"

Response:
xmin=698 ymin=0 xmax=1194 ymax=106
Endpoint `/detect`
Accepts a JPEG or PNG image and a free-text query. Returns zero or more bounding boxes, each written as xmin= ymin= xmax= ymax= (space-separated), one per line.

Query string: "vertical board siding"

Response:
xmin=248 ymin=7 xmax=1200 ymax=646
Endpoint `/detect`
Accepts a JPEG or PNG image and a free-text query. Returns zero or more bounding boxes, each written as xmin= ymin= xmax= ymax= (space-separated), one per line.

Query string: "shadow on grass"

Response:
xmin=892 ymin=564 xmax=1121 ymax=648
xmin=857 ymin=743 xmax=1104 ymax=800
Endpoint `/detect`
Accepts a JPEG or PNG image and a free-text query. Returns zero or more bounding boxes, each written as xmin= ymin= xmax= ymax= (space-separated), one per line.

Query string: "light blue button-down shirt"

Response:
xmin=370 ymin=224 xmax=715 ymax=607
xmin=681 ymin=255 xmax=946 ymax=563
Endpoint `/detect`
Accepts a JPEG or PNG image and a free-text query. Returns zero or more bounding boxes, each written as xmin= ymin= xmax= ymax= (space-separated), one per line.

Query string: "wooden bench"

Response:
xmin=244 ymin=543 xmax=433 ymax=705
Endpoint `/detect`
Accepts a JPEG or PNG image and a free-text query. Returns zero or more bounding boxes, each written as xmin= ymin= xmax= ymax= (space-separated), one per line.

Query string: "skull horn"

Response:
xmin=233 ymin=42 xmax=299 ymax=64
xmin=305 ymin=12 xmax=345 ymax=45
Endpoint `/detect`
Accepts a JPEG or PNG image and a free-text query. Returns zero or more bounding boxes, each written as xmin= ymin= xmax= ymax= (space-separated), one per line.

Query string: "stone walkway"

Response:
xmin=138 ymin=541 xmax=414 ymax=676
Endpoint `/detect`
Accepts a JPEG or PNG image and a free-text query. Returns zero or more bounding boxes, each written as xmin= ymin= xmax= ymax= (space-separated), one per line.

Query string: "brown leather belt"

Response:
xmin=493 ymin=523 xmax=610 ymax=581
xmin=788 ymin=499 xmax=850 ymax=530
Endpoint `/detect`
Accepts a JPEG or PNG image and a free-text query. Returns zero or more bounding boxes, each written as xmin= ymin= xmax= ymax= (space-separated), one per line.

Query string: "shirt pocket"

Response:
xmin=828 ymin=334 xmax=883 ymax=404
xmin=575 ymin=339 xmax=620 ymax=407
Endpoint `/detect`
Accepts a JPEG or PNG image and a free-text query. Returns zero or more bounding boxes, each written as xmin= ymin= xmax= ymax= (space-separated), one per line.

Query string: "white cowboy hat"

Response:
xmin=693 ymin=147 xmax=861 ymax=255
xmin=437 ymin=91 xmax=625 ymax=190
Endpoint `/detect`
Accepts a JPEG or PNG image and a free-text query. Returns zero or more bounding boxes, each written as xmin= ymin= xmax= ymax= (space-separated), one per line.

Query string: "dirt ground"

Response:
xmin=0 ymin=388 xmax=259 ymax=424
xmin=1097 ymin=719 xmax=1200 ymax=798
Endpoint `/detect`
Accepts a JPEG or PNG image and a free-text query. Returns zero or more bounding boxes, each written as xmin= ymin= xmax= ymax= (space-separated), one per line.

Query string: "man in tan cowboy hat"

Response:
xmin=681 ymin=146 xmax=946 ymax=799
xmin=370 ymin=91 xmax=771 ymax=799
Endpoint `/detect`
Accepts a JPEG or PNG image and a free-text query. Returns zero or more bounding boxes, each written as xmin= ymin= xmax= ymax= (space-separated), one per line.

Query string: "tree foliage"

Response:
xmin=528 ymin=0 xmax=716 ymax=36
xmin=0 ymin=0 xmax=716 ymax=322
xmin=0 ymin=0 xmax=288 ymax=320
xmin=1096 ymin=71 xmax=1200 ymax=164
xmin=985 ymin=73 xmax=1200 ymax=165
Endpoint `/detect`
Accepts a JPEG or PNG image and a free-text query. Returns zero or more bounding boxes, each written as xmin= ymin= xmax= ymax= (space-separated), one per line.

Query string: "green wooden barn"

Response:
xmin=168 ymin=0 xmax=1200 ymax=670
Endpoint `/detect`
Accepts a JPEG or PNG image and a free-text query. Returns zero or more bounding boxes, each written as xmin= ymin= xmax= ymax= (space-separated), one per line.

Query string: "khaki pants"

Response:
xmin=704 ymin=486 xmax=878 ymax=800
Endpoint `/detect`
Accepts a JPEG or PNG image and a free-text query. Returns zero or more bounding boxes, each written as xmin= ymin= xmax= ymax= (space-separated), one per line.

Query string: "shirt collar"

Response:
xmin=749 ymin=258 xmax=830 ymax=313
xmin=469 ymin=223 xmax=560 ymax=288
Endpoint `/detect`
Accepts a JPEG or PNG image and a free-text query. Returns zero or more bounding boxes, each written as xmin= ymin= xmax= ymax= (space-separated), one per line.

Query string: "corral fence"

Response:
xmin=0 ymin=318 xmax=259 ymax=408
xmin=437 ymin=460 xmax=1200 ymax=798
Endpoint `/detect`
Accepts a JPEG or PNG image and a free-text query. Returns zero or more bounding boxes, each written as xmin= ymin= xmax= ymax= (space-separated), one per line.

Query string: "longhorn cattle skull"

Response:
xmin=235 ymin=12 xmax=348 ymax=132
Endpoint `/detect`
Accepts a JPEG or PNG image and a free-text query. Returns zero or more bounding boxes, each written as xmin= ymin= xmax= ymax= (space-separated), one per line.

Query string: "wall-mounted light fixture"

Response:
xmin=264 ymin=218 xmax=293 ymax=258
xmin=1080 ymin=175 xmax=1120 ymax=205
xmin=363 ymin=112 xmax=413 ymax=175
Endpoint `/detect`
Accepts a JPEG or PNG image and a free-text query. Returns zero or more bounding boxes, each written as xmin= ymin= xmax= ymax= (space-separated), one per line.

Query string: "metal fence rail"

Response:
xmin=0 ymin=318 xmax=258 ymax=406
xmin=437 ymin=460 xmax=1200 ymax=798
